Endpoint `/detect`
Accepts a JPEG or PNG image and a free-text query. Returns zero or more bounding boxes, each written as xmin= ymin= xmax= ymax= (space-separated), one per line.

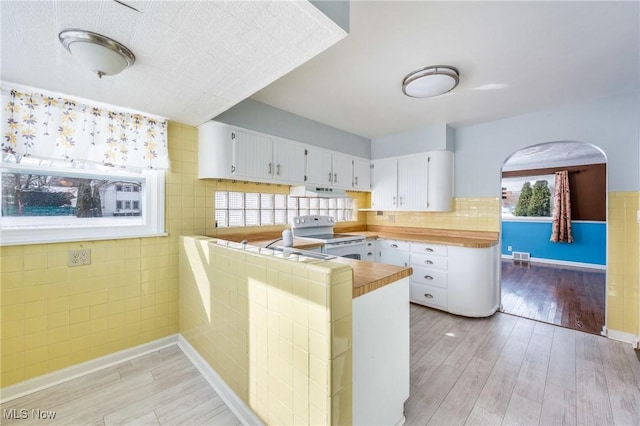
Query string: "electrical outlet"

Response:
xmin=507 ymin=245 xmax=512 ymax=252
xmin=68 ymin=249 xmax=91 ymax=267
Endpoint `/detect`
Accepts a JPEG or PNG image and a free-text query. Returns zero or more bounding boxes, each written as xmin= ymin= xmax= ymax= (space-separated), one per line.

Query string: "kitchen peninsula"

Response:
xmin=179 ymin=236 xmax=412 ymax=425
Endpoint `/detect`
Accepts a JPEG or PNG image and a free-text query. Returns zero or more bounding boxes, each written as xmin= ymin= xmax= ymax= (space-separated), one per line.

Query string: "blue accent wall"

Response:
xmin=501 ymin=221 xmax=606 ymax=265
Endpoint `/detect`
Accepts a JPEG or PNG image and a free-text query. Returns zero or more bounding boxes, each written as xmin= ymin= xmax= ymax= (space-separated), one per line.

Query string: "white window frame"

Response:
xmin=0 ymin=163 xmax=165 ymax=246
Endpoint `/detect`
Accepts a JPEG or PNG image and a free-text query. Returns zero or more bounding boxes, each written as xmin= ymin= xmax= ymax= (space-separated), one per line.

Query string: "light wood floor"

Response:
xmin=405 ymin=304 xmax=640 ymax=426
xmin=3 ymin=308 xmax=639 ymax=426
xmin=1 ymin=345 xmax=240 ymax=426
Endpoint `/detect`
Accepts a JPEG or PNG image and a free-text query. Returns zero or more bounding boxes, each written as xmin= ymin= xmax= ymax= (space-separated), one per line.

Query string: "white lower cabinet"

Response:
xmin=364 ymin=239 xmax=377 ymax=262
xmin=447 ymin=245 xmax=500 ymax=317
xmin=378 ymin=239 xmax=410 ymax=267
xmin=376 ymin=238 xmax=499 ymax=317
xmin=410 ymin=283 xmax=448 ymax=309
xmin=353 ymin=278 xmax=409 ymax=426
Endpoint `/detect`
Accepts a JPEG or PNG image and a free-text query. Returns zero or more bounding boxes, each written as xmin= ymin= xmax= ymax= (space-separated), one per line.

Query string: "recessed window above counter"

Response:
xmin=197 ymin=121 xmax=372 ymax=191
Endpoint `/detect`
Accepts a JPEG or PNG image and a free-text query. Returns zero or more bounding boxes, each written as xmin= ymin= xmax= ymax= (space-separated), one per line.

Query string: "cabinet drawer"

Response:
xmin=378 ymin=239 xmax=410 ymax=251
xmin=411 ymin=253 xmax=448 ymax=270
xmin=411 ymin=283 xmax=447 ymax=308
xmin=411 ymin=242 xmax=447 ymax=257
xmin=412 ymin=266 xmax=447 ymax=288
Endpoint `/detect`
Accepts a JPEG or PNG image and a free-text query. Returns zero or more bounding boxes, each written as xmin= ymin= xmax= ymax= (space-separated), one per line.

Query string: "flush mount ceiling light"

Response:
xmin=402 ymin=65 xmax=459 ymax=98
xmin=59 ymin=29 xmax=135 ymax=78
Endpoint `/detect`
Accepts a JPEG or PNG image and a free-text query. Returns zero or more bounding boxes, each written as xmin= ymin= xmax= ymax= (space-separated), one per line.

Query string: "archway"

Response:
xmin=499 ymin=141 xmax=607 ymax=335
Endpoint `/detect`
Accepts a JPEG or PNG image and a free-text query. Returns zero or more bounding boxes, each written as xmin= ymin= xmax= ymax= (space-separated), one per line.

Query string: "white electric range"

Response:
xmin=290 ymin=215 xmax=366 ymax=260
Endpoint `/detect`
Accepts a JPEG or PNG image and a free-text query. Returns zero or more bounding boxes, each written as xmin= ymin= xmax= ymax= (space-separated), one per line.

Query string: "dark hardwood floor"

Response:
xmin=501 ymin=260 xmax=606 ymax=335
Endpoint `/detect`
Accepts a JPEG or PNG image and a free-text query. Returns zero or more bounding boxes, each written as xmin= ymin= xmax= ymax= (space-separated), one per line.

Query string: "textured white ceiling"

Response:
xmin=0 ymin=0 xmax=346 ymax=126
xmin=502 ymin=142 xmax=606 ymax=172
xmin=252 ymin=1 xmax=640 ymax=139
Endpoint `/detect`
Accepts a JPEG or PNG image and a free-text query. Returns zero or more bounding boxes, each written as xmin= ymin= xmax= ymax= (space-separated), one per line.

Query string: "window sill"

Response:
xmin=0 ymin=228 xmax=168 ymax=246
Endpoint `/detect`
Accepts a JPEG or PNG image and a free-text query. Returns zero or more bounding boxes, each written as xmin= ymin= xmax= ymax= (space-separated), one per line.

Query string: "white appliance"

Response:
xmin=290 ymin=215 xmax=366 ymax=260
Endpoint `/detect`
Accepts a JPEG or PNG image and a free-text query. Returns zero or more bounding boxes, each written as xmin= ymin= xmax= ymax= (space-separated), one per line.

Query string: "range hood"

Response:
xmin=289 ymin=186 xmax=347 ymax=198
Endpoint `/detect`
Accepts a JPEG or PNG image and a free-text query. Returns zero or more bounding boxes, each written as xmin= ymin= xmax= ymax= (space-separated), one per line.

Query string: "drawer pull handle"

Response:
xmin=390 ymin=244 xmax=398 ymax=248
xmin=425 ymin=248 xmax=434 ymax=252
xmin=424 ymin=293 xmax=434 ymax=299
xmin=425 ymin=260 xmax=433 ymax=265
xmin=424 ymin=275 xmax=433 ymax=280
xmin=367 ymin=252 xmax=373 ymax=256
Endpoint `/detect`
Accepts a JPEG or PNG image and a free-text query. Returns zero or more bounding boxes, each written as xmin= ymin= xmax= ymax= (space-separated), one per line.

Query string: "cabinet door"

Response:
xmin=332 ymin=153 xmax=353 ymax=188
xmin=198 ymin=121 xmax=234 ymax=179
xmin=371 ymin=158 xmax=397 ymax=210
xmin=353 ymin=157 xmax=371 ymax=191
xmin=426 ymin=150 xmax=454 ymax=211
xmin=364 ymin=239 xmax=378 ymax=262
xmin=378 ymin=249 xmax=410 ymax=267
xmin=272 ymin=138 xmax=305 ymax=183
xmin=397 ymin=155 xmax=428 ymax=210
xmin=447 ymin=245 xmax=499 ymax=317
xmin=410 ymin=283 xmax=448 ymax=309
xmin=305 ymin=147 xmax=333 ymax=186
xmin=232 ymin=129 xmax=273 ymax=180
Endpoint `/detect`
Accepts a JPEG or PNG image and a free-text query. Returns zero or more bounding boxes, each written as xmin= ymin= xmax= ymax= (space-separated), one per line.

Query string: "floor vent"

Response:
xmin=512 ymin=251 xmax=531 ymax=262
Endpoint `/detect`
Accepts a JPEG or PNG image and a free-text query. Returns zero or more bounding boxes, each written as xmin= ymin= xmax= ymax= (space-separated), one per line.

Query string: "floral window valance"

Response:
xmin=1 ymin=86 xmax=169 ymax=170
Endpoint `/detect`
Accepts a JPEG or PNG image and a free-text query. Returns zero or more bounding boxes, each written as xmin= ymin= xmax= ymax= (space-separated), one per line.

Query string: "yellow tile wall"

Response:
xmin=365 ymin=197 xmax=501 ymax=232
xmin=607 ymin=191 xmax=640 ymax=335
xmin=0 ymin=121 xmax=206 ymax=388
xmin=179 ymin=236 xmax=353 ymax=425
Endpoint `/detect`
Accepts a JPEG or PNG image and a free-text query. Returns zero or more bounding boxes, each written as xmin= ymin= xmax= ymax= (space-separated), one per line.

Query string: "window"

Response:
xmin=502 ymin=174 xmax=554 ymax=219
xmin=1 ymin=163 xmax=165 ymax=245
xmin=214 ymin=191 xmax=356 ymax=228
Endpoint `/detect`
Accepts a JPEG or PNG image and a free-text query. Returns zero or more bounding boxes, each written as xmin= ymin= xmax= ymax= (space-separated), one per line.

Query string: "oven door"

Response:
xmin=323 ymin=240 xmax=366 ymax=260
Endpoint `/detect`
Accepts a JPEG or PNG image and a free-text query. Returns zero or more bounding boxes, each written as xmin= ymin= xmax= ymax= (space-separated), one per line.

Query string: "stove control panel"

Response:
xmin=291 ymin=215 xmax=335 ymax=229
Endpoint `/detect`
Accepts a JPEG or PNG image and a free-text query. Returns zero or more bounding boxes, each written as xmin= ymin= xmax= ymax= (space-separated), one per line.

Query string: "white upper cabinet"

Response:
xmin=272 ymin=138 xmax=306 ymax=183
xmin=198 ymin=121 xmax=371 ymax=190
xmin=232 ymin=128 xmax=273 ymax=180
xmin=331 ymin=153 xmax=353 ymax=188
xmin=397 ymin=155 xmax=428 ymax=210
xmin=371 ymin=158 xmax=398 ymax=209
xmin=305 ymin=146 xmax=334 ymax=186
xmin=426 ymin=150 xmax=454 ymax=212
xmin=198 ymin=121 xmax=235 ymax=179
xmin=305 ymin=147 xmax=371 ymax=191
xmin=371 ymin=151 xmax=453 ymax=212
xmin=232 ymin=129 xmax=306 ymax=183
xmin=353 ymin=157 xmax=372 ymax=190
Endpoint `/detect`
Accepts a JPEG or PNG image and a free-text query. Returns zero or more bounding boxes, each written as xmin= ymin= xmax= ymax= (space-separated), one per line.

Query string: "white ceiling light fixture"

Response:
xmin=402 ymin=65 xmax=459 ymax=98
xmin=59 ymin=29 xmax=135 ymax=79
